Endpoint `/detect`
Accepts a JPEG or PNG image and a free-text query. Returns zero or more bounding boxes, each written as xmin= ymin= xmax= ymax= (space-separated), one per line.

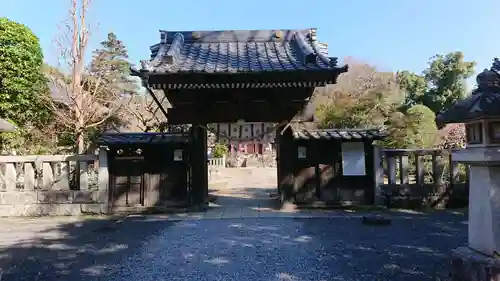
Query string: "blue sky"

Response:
xmin=1 ymin=0 xmax=498 ymax=80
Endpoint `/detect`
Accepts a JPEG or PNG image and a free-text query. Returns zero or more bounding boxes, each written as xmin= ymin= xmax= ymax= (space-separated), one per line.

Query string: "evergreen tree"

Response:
xmin=89 ymin=32 xmax=138 ymax=97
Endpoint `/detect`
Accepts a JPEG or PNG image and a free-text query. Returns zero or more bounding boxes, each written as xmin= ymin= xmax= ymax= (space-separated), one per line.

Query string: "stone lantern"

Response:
xmin=436 ymin=59 xmax=500 ymax=280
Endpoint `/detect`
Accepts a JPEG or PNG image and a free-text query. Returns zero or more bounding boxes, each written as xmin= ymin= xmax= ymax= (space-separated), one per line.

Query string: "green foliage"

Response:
xmin=212 ymin=143 xmax=228 ymax=158
xmin=382 ymin=105 xmax=438 ymax=149
xmin=317 ymin=92 xmax=394 ymax=129
xmin=315 ymin=59 xmax=443 ymax=150
xmin=406 ymin=105 xmax=438 ymax=148
xmin=396 ymin=70 xmax=427 ymax=109
xmin=315 ymin=61 xmax=402 ymax=130
xmin=0 ymin=17 xmax=51 ymax=126
xmin=398 ymin=52 xmax=476 ymax=114
xmin=89 ymin=32 xmax=138 ymax=96
xmin=422 ymin=52 xmax=475 ymax=112
xmin=0 ymin=125 xmax=58 ymax=155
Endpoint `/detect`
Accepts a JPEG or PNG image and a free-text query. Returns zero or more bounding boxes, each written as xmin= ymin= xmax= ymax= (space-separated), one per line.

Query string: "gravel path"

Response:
xmin=0 ymin=211 xmax=466 ymax=281
xmin=0 ymin=168 xmax=467 ymax=280
xmin=103 ymin=213 xmax=466 ymax=281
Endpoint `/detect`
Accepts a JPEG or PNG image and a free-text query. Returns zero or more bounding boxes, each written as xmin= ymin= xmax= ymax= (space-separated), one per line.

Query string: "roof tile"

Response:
xmin=97 ymin=133 xmax=189 ymax=145
xmin=144 ymin=29 xmax=346 ymax=74
xmin=292 ymin=128 xmax=385 ymax=141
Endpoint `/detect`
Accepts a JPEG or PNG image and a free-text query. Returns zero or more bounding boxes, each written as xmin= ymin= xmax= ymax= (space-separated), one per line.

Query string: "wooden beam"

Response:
xmin=166 ymin=102 xmax=312 ymax=124
xmin=164 ymin=88 xmax=314 ymax=106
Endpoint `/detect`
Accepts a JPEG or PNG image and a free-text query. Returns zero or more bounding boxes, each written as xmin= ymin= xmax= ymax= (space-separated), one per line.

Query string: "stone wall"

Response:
xmin=0 ymin=152 xmax=109 ymax=217
xmin=0 ymin=190 xmax=107 ymax=216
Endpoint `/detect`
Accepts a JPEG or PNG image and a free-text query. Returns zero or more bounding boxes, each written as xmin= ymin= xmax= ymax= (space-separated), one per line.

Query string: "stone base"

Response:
xmin=450 ymin=246 xmax=500 ymax=281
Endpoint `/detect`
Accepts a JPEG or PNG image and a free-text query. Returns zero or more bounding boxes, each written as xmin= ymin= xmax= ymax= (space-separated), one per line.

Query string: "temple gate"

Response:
xmin=131 ymin=28 xmax=348 ymax=207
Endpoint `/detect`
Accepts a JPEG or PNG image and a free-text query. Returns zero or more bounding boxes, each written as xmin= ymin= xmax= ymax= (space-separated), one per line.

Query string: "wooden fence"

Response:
xmin=379 ymin=148 xmax=469 ymax=209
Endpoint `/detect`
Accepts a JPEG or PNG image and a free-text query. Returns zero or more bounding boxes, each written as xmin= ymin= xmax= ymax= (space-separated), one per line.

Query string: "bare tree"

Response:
xmin=120 ymin=91 xmax=169 ymax=132
xmin=313 ymin=57 xmax=404 ymax=129
xmin=45 ymin=0 xmax=127 ymax=153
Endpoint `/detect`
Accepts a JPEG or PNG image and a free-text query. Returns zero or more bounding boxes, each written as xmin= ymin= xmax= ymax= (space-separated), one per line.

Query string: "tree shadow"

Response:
xmin=0 ymin=215 xmax=181 ymax=281
xmin=79 ymin=211 xmax=465 ymax=281
xmin=0 ymin=207 xmax=467 ymax=280
xmin=295 ymin=211 xmax=467 ymax=280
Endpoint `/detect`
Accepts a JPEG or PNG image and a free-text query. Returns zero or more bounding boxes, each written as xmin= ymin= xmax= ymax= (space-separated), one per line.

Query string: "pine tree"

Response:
xmin=89 ymin=32 xmax=138 ymax=97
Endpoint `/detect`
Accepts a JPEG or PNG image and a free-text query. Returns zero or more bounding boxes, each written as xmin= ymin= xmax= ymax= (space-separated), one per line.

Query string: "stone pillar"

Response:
xmin=449 ymin=147 xmax=500 ymax=280
xmin=450 ymin=162 xmax=500 ymax=280
xmin=436 ymin=62 xmax=500 ymax=280
xmin=467 ymin=165 xmax=500 ymax=255
xmin=372 ymin=145 xmax=384 ymax=206
xmin=98 ymin=146 xmax=110 ymax=214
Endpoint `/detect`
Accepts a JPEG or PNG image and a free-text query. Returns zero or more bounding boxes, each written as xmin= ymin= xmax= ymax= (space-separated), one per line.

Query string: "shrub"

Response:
xmin=212 ymin=143 xmax=228 ymax=158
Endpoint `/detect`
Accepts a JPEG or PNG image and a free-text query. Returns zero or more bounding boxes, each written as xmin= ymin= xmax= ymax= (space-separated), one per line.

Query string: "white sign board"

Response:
xmin=297 ymin=146 xmax=307 ymax=159
xmin=173 ymin=149 xmax=183 ymax=161
xmin=341 ymin=142 xmax=366 ymax=176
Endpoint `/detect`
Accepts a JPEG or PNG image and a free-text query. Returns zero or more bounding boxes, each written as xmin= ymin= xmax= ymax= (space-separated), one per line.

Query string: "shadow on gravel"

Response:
xmin=0 ymin=210 xmax=467 ymax=281
xmin=0 ymin=215 xmax=179 ymax=281
xmin=296 ymin=211 xmax=467 ymax=281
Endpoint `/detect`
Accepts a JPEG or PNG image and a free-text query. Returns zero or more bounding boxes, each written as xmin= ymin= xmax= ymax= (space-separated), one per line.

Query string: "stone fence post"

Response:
xmin=98 ymin=146 xmax=110 ymax=214
xmin=373 ymin=145 xmax=384 ymax=206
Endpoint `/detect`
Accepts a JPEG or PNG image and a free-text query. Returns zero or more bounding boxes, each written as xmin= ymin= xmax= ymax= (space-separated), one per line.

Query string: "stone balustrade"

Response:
xmin=376 ymin=148 xmax=469 ymax=209
xmin=0 ymin=151 xmax=109 ymax=216
xmin=208 ymin=156 xmax=226 ymax=168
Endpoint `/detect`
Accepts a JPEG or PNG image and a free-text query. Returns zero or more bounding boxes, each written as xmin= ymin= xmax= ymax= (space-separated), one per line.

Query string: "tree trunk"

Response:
xmin=75 ymin=130 xmax=85 ymax=154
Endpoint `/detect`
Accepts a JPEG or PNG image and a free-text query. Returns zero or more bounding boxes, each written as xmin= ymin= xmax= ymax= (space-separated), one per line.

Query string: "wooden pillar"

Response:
xmin=276 ymin=124 xmax=295 ymax=206
xmin=190 ymin=124 xmax=208 ymax=206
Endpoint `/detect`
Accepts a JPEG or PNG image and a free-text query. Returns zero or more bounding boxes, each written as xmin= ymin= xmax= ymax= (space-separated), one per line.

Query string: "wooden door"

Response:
xmin=110 ymin=158 xmax=145 ymax=207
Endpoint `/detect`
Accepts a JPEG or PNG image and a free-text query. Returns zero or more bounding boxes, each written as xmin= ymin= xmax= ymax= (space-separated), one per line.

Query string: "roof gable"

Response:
xmin=139 ymin=28 xmax=347 ymax=75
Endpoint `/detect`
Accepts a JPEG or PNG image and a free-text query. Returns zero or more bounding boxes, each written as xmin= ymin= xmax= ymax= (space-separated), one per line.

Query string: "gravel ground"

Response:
xmin=0 ymin=211 xmax=465 ymax=281
xmin=106 ymin=213 xmax=466 ymax=281
xmin=0 ymin=166 xmax=468 ymax=280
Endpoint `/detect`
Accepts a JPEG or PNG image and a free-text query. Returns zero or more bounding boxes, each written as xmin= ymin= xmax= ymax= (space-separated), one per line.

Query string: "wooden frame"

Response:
xmin=487 ymin=121 xmax=500 ymax=144
xmin=466 ymin=122 xmax=483 ymax=144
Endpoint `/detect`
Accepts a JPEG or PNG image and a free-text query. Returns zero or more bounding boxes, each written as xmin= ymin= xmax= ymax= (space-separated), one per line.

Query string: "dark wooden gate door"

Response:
xmin=110 ymin=158 xmax=145 ymax=207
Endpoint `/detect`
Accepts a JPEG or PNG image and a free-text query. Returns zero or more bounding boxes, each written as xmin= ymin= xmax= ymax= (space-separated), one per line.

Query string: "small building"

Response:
xmin=97 ymin=132 xmax=192 ymax=211
xmin=278 ymin=126 xmax=385 ymax=206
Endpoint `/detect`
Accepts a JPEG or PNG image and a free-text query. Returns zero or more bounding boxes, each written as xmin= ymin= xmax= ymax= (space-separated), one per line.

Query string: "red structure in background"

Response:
xmin=229 ymin=143 xmax=265 ymax=154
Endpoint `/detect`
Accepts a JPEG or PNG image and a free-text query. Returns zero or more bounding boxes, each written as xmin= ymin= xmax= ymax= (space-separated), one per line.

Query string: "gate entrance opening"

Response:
xmin=128 ymin=28 xmax=348 ymax=209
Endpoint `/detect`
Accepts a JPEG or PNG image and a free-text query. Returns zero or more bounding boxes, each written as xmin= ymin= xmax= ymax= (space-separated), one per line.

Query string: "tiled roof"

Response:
xmin=141 ymin=28 xmax=347 ymax=74
xmin=292 ymin=128 xmax=385 ymax=141
xmin=437 ymin=64 xmax=500 ymax=125
xmin=97 ymin=133 xmax=189 ymax=145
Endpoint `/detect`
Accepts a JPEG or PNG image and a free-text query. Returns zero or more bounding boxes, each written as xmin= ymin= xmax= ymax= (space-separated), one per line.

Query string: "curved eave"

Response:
xmin=436 ymin=92 xmax=500 ymax=125
xmin=145 ymin=67 xmax=348 ymax=77
xmin=140 ymin=68 xmax=347 ymax=90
